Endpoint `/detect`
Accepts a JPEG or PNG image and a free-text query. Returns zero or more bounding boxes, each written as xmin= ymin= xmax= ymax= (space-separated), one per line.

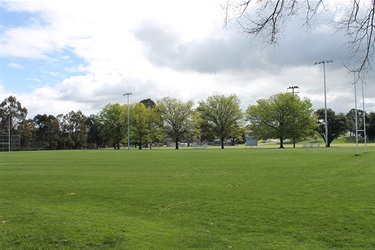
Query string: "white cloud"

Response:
xmin=0 ymin=0 xmax=374 ymax=119
xmin=8 ymin=62 xmax=23 ymax=69
xmin=25 ymin=78 xmax=41 ymax=82
xmin=1 ymin=25 xmax=57 ymax=59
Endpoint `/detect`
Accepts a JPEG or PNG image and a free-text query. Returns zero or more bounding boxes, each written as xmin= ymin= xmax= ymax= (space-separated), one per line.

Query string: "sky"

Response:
xmin=0 ymin=0 xmax=374 ymax=119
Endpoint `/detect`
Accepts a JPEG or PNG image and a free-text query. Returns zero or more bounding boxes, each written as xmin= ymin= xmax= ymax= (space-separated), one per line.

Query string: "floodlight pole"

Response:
xmin=123 ymin=93 xmax=132 ymax=150
xmin=361 ymin=78 xmax=367 ymax=153
xmin=314 ymin=60 xmax=333 ymax=147
xmin=354 ymin=73 xmax=359 ymax=156
xmin=8 ymin=114 xmax=11 ymax=152
xmin=287 ymin=85 xmax=300 ymax=148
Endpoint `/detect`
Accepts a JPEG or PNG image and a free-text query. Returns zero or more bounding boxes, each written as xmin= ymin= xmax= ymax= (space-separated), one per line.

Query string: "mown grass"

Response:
xmin=0 ymin=145 xmax=374 ymax=249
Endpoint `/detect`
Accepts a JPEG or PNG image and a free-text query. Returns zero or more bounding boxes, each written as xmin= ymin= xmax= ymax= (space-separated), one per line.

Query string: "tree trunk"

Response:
xmin=175 ymin=137 xmax=179 ymax=150
xmin=323 ymin=136 xmax=331 ymax=147
xmin=279 ymin=137 xmax=284 ymax=148
xmin=138 ymin=142 xmax=142 ymax=150
xmin=221 ymin=139 xmax=224 ymax=149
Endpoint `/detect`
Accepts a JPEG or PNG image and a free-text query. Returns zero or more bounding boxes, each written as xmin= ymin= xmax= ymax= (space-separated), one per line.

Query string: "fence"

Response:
xmin=0 ymin=134 xmax=21 ymax=151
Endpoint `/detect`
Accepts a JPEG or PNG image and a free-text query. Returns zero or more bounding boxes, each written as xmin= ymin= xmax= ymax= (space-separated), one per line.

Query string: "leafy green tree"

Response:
xmin=0 ymin=96 xmax=28 ymax=135
xmin=98 ymin=103 xmax=126 ymax=149
xmin=56 ymin=113 xmax=72 ymax=149
xmin=288 ymin=97 xmax=317 ymax=148
xmin=63 ymin=111 xmax=88 ymax=149
xmin=246 ymin=93 xmax=316 ymax=148
xmin=131 ymin=103 xmax=151 ymax=150
xmin=367 ymin=112 xmax=375 ymax=141
xmin=146 ymin=105 xmax=163 ymax=149
xmin=139 ymin=98 xmax=163 ymax=149
xmin=198 ymin=118 xmax=215 ymax=143
xmin=33 ymin=114 xmax=62 ymax=149
xmin=17 ymin=119 xmax=36 ymax=149
xmin=316 ymin=108 xmax=349 ymax=147
xmin=140 ymin=98 xmax=156 ymax=108
xmin=346 ymin=109 xmax=357 ymax=137
xmin=197 ymin=94 xmax=244 ymax=149
xmin=181 ymin=110 xmax=201 ymax=146
xmin=346 ymin=109 xmax=368 ymax=138
xmin=157 ymin=97 xmax=195 ymax=149
xmin=228 ymin=122 xmax=247 ymax=145
xmin=86 ymin=114 xmax=105 ymax=149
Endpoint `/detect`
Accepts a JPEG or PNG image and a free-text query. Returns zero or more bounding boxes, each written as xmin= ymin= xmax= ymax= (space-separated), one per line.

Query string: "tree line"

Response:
xmin=0 ymin=94 xmax=374 ymax=151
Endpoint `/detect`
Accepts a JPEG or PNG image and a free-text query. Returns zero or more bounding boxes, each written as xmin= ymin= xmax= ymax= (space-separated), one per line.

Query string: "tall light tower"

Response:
xmin=354 ymin=73 xmax=359 ymax=155
xmin=8 ymin=114 xmax=11 ymax=152
xmin=287 ymin=85 xmax=300 ymax=148
xmin=123 ymin=93 xmax=132 ymax=150
xmin=361 ymin=78 xmax=367 ymax=153
xmin=314 ymin=60 xmax=333 ymax=147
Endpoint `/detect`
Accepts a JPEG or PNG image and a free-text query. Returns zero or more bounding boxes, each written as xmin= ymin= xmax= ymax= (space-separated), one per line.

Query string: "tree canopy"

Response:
xmin=131 ymin=103 xmax=151 ymax=150
xmin=98 ymin=103 xmax=127 ymax=150
xmin=316 ymin=108 xmax=349 ymax=147
xmin=246 ymin=93 xmax=316 ymax=148
xmin=157 ymin=97 xmax=195 ymax=149
xmin=198 ymin=94 xmax=244 ymax=149
xmin=0 ymin=96 xmax=28 ymax=134
xmin=367 ymin=112 xmax=375 ymax=141
xmin=2 ymin=95 xmax=375 ymax=151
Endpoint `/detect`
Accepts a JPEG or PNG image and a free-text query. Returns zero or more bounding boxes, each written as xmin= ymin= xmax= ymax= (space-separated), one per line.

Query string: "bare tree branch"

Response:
xmin=223 ymin=0 xmax=374 ymax=75
xmin=340 ymin=0 xmax=374 ymax=75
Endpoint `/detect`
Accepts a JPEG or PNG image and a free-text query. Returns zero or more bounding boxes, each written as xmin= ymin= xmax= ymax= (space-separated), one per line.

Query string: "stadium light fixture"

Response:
xmin=287 ymin=86 xmax=300 ymax=94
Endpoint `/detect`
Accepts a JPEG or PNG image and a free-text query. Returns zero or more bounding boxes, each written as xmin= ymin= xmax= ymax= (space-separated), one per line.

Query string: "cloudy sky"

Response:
xmin=0 ymin=0 xmax=374 ymax=118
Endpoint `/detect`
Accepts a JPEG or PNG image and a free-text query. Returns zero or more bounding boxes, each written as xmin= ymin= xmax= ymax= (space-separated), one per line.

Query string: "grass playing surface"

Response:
xmin=0 ymin=145 xmax=374 ymax=249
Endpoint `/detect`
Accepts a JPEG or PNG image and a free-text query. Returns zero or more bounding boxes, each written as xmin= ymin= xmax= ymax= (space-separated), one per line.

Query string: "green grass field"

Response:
xmin=1 ymin=145 xmax=374 ymax=249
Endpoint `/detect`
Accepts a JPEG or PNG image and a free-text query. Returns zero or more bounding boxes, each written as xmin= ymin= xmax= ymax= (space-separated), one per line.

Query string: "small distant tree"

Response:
xmin=139 ymin=99 xmax=163 ymax=149
xmin=157 ymin=97 xmax=195 ymax=150
xmin=147 ymin=106 xmax=163 ymax=149
xmin=316 ymin=108 xmax=349 ymax=147
xmin=0 ymin=96 xmax=28 ymax=134
xmin=228 ymin=122 xmax=247 ymax=145
xmin=182 ymin=111 xmax=201 ymax=146
xmin=33 ymin=114 xmax=61 ymax=149
xmin=18 ymin=119 xmax=36 ymax=149
xmin=86 ymin=114 xmax=104 ymax=149
xmin=246 ymin=93 xmax=316 ymax=148
xmin=98 ymin=103 xmax=126 ymax=149
xmin=131 ymin=103 xmax=151 ymax=150
xmin=367 ymin=112 xmax=375 ymax=141
xmin=65 ymin=111 xmax=88 ymax=149
xmin=140 ymin=98 xmax=156 ymax=108
xmin=346 ymin=109 xmax=357 ymax=137
xmin=197 ymin=94 xmax=244 ymax=149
